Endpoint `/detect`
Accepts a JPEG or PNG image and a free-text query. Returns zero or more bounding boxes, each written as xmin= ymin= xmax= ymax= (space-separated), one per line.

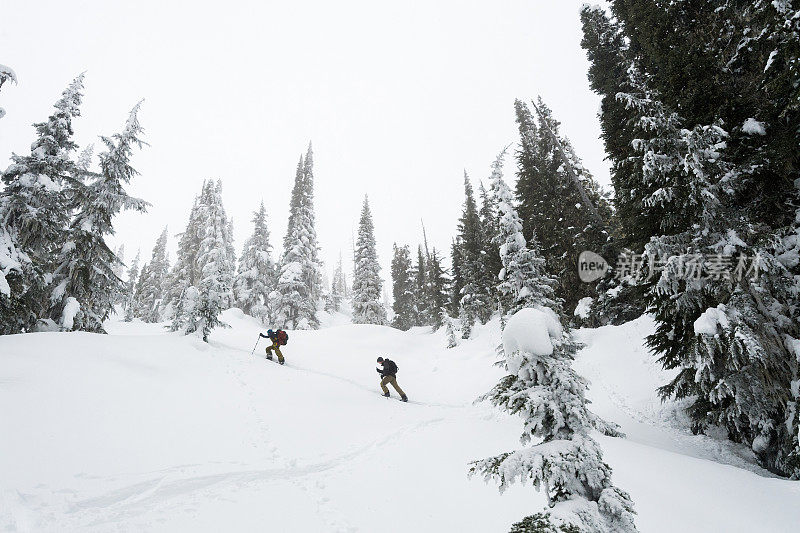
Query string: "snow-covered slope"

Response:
xmin=1 ymin=312 xmax=799 ymax=532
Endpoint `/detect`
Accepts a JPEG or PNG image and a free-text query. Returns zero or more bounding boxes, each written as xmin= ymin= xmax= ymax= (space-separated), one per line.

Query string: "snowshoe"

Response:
xmin=382 ymin=392 xmax=390 ymax=398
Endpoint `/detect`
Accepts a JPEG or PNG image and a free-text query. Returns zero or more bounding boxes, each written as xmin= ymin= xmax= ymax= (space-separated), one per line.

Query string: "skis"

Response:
xmin=263 ymin=355 xmax=287 ymax=366
xmin=381 ymin=394 xmax=409 ymax=403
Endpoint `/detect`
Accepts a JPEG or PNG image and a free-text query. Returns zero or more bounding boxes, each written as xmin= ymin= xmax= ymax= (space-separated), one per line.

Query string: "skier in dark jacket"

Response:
xmin=377 ymin=357 xmax=407 ymax=402
xmin=259 ymin=329 xmax=286 ymax=364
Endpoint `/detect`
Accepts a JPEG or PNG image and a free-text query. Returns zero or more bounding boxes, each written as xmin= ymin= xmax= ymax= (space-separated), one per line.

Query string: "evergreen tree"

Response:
xmin=326 ymin=253 xmax=347 ymax=313
xmin=390 ymin=243 xmax=415 ymax=330
xmin=449 ymin=237 xmax=463 ymax=316
xmin=514 ymin=98 xmax=611 ymax=314
xmin=0 ymin=74 xmax=84 ymax=333
xmin=130 ymin=260 xmax=149 ymax=320
xmin=49 ymin=103 xmax=148 ymax=332
xmin=479 ymin=181 xmax=502 ymax=300
xmin=135 ymin=227 xmax=169 ymax=322
xmin=491 ymin=151 xmax=553 ymax=317
xmin=302 ymin=143 xmax=324 ymax=305
xmin=193 ymin=180 xmax=235 ymax=341
xmin=170 ymin=180 xmax=235 ymax=340
xmin=122 ymin=250 xmax=140 ymax=321
xmin=165 ymin=194 xmax=204 ymax=318
xmin=456 ymin=171 xmax=492 ymax=336
xmin=234 ymin=201 xmax=276 ymax=323
xmin=413 ymin=245 xmax=429 ymax=325
xmin=274 ymin=147 xmax=322 ymax=330
xmin=470 ymin=184 xmax=636 ymax=530
xmin=352 ymin=196 xmax=386 ymax=325
xmin=581 ymin=2 xmax=800 ymax=477
xmin=425 ymin=247 xmax=450 ymax=329
xmin=112 ymin=244 xmax=126 ymax=283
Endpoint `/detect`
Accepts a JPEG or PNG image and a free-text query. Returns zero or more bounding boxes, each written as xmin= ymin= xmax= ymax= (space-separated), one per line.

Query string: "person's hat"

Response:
xmin=376 ymin=357 xmax=384 ymax=363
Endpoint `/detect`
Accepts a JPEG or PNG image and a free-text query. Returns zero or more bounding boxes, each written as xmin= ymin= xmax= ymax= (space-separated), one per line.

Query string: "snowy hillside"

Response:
xmin=2 ymin=311 xmax=799 ymax=532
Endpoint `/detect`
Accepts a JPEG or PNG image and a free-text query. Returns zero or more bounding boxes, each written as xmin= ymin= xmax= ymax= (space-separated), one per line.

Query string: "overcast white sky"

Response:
xmin=1 ymin=0 xmax=610 ymax=286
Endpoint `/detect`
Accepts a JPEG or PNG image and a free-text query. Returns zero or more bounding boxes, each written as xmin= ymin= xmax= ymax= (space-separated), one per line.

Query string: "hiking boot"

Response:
xmin=382 ymin=392 xmax=390 ymax=398
xmin=279 ymin=360 xmax=285 ymax=365
xmin=266 ymin=355 xmax=273 ymax=361
xmin=401 ymin=396 xmax=408 ymax=402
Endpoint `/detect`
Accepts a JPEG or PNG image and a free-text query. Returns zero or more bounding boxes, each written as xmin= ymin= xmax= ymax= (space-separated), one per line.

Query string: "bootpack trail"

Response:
xmin=2 ymin=308 xmax=799 ymax=532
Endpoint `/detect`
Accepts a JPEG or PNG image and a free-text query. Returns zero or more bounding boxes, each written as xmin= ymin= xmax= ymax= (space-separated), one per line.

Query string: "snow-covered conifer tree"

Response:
xmin=471 ymin=149 xmax=635 ymax=532
xmin=479 ymin=181 xmax=502 ymax=298
xmin=443 ymin=310 xmax=459 ymax=349
xmin=352 ymin=196 xmax=386 ymax=325
xmin=514 ymin=98 xmax=612 ymax=314
xmin=234 ymin=201 xmax=276 ymax=323
xmin=274 ymin=146 xmax=322 ymax=329
xmin=456 ymin=171 xmax=493 ymax=337
xmin=165 ymin=194 xmax=204 ymax=318
xmin=391 ymin=243 xmax=415 ymax=330
xmin=301 ymin=143 xmax=323 ymax=305
xmin=49 ymin=102 xmax=148 ymax=332
xmin=134 ymin=227 xmax=169 ymax=322
xmin=112 ymin=244 xmax=126 ymax=289
xmin=580 ymin=1 xmax=800 ymax=477
xmin=0 ymin=74 xmax=84 ymax=333
xmin=0 ymin=63 xmax=17 ymax=119
xmin=488 ymin=150 xmax=552 ymax=316
xmin=130 ymin=261 xmax=150 ymax=319
xmin=326 ymin=254 xmax=346 ymax=313
xmin=413 ymin=245 xmax=428 ymax=326
xmin=426 ymin=248 xmax=450 ymax=330
xmin=189 ymin=181 xmax=235 ymax=341
xmin=122 ymin=250 xmax=140 ymax=321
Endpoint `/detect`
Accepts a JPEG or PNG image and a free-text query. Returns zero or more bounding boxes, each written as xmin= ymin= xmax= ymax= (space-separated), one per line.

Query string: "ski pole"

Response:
xmin=250 ymin=335 xmax=260 ymax=356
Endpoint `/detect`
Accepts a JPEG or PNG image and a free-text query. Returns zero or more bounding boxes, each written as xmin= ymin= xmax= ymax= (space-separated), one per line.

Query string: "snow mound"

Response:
xmin=742 ymin=118 xmax=766 ymax=135
xmin=574 ymin=297 xmax=594 ymax=319
xmin=503 ymin=307 xmax=563 ymax=357
xmin=60 ymin=297 xmax=81 ymax=330
xmin=694 ymin=304 xmax=729 ymax=336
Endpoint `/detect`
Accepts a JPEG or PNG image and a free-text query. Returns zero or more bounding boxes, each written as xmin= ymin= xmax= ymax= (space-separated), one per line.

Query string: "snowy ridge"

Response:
xmin=1 ymin=311 xmax=799 ymax=531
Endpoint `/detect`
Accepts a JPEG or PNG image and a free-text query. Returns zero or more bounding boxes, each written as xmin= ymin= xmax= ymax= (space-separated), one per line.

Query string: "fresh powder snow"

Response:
xmin=1 ymin=310 xmax=799 ymax=531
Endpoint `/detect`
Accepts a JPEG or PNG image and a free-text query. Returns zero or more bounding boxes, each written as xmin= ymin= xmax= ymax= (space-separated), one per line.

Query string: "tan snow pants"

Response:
xmin=380 ymin=375 xmax=406 ymax=398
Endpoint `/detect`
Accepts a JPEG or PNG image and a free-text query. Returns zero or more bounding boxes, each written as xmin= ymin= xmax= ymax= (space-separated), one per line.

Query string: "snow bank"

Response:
xmin=694 ymin=305 xmax=729 ymax=336
xmin=503 ymin=307 xmax=563 ymax=359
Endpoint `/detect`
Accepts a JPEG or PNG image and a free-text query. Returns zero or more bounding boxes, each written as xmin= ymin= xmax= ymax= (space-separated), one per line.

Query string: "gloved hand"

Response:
xmin=376 ymin=368 xmax=383 ymax=375
xmin=259 ymin=333 xmax=267 ymax=338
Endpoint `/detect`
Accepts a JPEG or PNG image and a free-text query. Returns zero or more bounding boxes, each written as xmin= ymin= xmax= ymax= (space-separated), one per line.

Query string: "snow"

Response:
xmin=574 ymin=297 xmax=594 ymax=319
xmin=2 ymin=311 xmax=799 ymax=531
xmin=60 ymin=297 xmax=81 ymax=330
xmin=502 ymin=307 xmax=563 ymax=359
xmin=742 ymin=118 xmax=766 ymax=136
xmin=0 ymin=64 xmax=16 ymax=83
xmin=765 ymin=49 xmax=778 ymax=72
xmin=694 ymin=305 xmax=729 ymax=336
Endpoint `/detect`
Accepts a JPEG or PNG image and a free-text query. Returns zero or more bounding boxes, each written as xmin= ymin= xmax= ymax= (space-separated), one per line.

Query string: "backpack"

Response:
xmin=276 ymin=329 xmax=289 ymax=346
